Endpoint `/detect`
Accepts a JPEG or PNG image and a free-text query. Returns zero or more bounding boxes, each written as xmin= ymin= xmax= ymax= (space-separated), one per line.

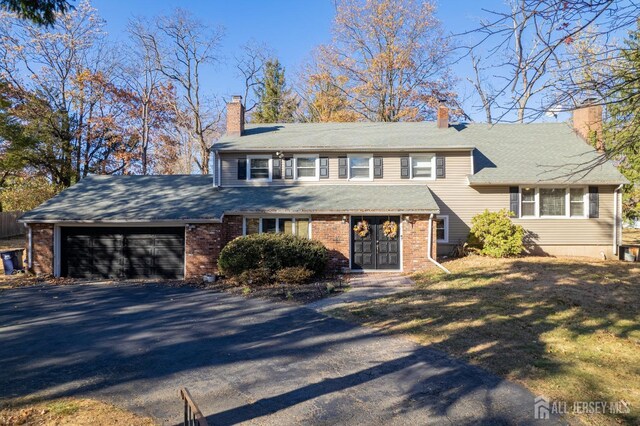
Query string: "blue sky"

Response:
xmin=91 ymin=0 xmax=509 ymax=121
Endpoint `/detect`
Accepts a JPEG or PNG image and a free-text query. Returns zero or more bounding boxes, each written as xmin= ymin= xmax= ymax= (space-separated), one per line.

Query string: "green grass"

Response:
xmin=330 ymin=256 xmax=640 ymax=425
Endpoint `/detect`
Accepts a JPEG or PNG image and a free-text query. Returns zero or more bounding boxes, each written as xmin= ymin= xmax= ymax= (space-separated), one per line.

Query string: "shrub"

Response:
xmin=218 ymin=233 xmax=328 ymax=277
xmin=237 ymin=267 xmax=272 ymax=287
xmin=468 ymin=209 xmax=525 ymax=257
xmin=274 ymin=266 xmax=314 ymax=285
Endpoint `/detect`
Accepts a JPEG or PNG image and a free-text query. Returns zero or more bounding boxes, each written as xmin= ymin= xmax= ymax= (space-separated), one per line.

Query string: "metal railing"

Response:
xmin=180 ymin=387 xmax=208 ymax=426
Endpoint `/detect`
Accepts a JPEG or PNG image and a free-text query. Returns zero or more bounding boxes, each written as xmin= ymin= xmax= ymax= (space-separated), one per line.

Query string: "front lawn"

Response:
xmin=330 ymin=256 xmax=640 ymax=425
xmin=0 ymin=398 xmax=155 ymax=425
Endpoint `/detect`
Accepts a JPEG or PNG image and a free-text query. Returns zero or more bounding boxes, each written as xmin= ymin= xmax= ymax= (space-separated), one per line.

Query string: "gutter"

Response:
xmin=427 ymin=213 xmax=450 ymax=274
xmin=613 ymin=184 xmax=623 ymax=256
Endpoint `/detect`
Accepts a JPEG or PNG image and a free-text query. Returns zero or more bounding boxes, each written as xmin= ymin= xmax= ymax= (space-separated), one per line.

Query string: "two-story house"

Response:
xmin=19 ymin=96 xmax=627 ymax=280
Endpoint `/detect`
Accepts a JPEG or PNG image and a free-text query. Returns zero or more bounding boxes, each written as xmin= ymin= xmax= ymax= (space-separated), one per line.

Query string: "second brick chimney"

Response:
xmin=572 ymin=98 xmax=603 ymax=151
xmin=437 ymin=101 xmax=449 ymax=129
xmin=226 ymin=95 xmax=245 ymax=136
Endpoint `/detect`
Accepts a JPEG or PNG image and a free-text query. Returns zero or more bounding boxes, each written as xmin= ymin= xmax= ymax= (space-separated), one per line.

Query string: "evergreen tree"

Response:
xmin=252 ymin=59 xmax=298 ymax=123
xmin=605 ymin=22 xmax=640 ymax=223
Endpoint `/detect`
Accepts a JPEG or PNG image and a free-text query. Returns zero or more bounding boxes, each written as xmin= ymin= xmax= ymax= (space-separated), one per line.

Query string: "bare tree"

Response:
xmin=146 ymin=9 xmax=225 ymax=174
xmin=461 ymin=0 xmax=638 ymax=122
xmin=467 ymin=53 xmax=495 ymax=124
xmin=123 ymin=18 xmax=166 ymax=175
xmin=234 ymin=40 xmax=272 ymax=117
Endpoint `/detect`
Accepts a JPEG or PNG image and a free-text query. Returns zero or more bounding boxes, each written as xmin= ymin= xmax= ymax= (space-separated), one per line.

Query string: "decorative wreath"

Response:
xmin=353 ymin=220 xmax=370 ymax=237
xmin=382 ymin=220 xmax=398 ymax=239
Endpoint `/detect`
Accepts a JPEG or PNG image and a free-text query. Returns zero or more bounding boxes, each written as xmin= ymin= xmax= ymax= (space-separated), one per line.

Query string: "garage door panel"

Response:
xmin=62 ymin=227 xmax=184 ymax=279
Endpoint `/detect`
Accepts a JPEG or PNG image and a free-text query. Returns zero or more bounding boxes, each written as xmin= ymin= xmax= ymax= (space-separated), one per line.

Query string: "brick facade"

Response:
xmin=30 ymin=223 xmax=54 ymax=275
xmin=401 ymin=214 xmax=437 ymax=273
xmin=184 ymin=215 xmax=244 ymax=279
xmin=310 ymin=215 xmax=351 ymax=271
xmin=185 ymin=223 xmax=223 ymax=278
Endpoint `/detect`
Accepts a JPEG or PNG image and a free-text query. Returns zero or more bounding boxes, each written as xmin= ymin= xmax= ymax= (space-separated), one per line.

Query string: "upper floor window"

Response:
xmin=519 ymin=187 xmax=587 ymax=218
xmin=295 ymin=155 xmax=319 ymax=180
xmin=410 ymin=154 xmax=435 ymax=179
xmin=349 ymin=155 xmax=372 ymax=180
xmin=248 ymin=155 xmax=272 ymax=181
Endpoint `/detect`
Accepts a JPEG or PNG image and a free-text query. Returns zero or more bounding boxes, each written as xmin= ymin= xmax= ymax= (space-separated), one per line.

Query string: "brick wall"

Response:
xmin=30 ymin=223 xmax=53 ymax=275
xmin=401 ymin=214 xmax=437 ymax=273
xmin=223 ymin=215 xmax=243 ymax=244
xmin=185 ymin=223 xmax=223 ymax=278
xmin=311 ymin=215 xmax=350 ymax=271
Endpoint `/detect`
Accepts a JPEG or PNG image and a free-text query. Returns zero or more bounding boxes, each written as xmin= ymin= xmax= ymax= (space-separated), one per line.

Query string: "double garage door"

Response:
xmin=61 ymin=227 xmax=185 ymax=279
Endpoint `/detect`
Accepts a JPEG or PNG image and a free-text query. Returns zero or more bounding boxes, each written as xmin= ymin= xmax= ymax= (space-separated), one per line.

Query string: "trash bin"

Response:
xmin=1 ymin=249 xmax=24 ymax=275
xmin=1 ymin=251 xmax=16 ymax=275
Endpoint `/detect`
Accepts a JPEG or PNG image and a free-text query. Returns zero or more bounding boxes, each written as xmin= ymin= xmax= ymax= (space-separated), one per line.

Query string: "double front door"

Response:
xmin=351 ymin=216 xmax=400 ymax=270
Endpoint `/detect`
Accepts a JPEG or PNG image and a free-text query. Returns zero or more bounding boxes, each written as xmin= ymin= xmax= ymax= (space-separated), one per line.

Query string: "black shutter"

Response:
xmin=509 ymin=186 xmax=520 ymax=217
xmin=589 ymin=186 xmax=599 ymax=218
xmin=319 ymin=157 xmax=329 ymax=179
xmin=284 ymin=158 xmax=293 ymax=179
xmin=373 ymin=157 xmax=383 ymax=178
xmin=237 ymin=158 xmax=247 ymax=180
xmin=400 ymin=157 xmax=410 ymax=179
xmin=436 ymin=156 xmax=446 ymax=178
xmin=272 ymin=158 xmax=282 ymax=179
xmin=338 ymin=157 xmax=348 ymax=178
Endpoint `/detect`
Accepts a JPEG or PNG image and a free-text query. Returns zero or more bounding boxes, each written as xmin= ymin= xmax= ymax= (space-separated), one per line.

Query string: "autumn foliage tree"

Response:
xmin=302 ymin=0 xmax=460 ymax=122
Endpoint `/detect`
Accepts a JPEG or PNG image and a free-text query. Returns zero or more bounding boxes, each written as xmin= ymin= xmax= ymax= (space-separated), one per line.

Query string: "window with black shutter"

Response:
xmin=509 ymin=187 xmax=520 ymax=217
xmin=589 ymin=186 xmax=599 ymax=218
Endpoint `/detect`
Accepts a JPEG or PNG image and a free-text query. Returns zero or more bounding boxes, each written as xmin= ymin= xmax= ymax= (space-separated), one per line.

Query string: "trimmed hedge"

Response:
xmin=218 ymin=233 xmax=328 ymax=277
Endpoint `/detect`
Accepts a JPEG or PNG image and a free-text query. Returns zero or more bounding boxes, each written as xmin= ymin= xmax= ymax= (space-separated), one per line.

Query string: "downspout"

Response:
xmin=26 ymin=224 xmax=32 ymax=270
xmin=613 ymin=184 xmax=623 ymax=256
xmin=428 ymin=213 xmax=450 ymax=274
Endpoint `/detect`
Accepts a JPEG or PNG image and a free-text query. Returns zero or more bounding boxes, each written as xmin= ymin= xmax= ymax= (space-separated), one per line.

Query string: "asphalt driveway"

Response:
xmin=0 ymin=283 xmax=556 ymax=425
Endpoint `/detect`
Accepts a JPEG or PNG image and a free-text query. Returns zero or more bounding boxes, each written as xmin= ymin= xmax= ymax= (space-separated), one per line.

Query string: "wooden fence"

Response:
xmin=0 ymin=211 xmax=25 ymax=238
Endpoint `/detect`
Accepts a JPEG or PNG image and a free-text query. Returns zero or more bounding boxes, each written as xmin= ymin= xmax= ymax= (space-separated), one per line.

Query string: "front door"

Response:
xmin=351 ymin=216 xmax=400 ymax=270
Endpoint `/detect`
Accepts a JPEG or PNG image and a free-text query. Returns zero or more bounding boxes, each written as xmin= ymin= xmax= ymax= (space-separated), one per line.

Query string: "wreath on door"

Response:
xmin=353 ymin=220 xmax=370 ymax=237
xmin=382 ymin=220 xmax=398 ymax=239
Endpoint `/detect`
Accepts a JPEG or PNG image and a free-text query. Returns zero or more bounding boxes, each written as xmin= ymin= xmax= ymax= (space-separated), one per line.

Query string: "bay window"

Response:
xmin=519 ymin=187 xmax=587 ymax=218
xmin=244 ymin=217 xmax=311 ymax=238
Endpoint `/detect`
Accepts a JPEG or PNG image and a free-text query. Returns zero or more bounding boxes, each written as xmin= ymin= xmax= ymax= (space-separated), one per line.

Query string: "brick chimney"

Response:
xmin=437 ymin=101 xmax=449 ymax=129
xmin=572 ymin=98 xmax=603 ymax=151
xmin=226 ymin=95 xmax=245 ymax=136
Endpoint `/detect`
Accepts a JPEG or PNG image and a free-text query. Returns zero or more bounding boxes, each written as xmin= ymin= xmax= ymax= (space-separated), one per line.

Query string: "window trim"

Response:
xmin=436 ymin=215 xmax=449 ymax=243
xmin=518 ymin=186 xmax=588 ymax=219
xmin=347 ymin=154 xmax=373 ymax=181
xmin=242 ymin=216 xmax=312 ymax=238
xmin=293 ymin=154 xmax=320 ymax=181
xmin=410 ymin=153 xmax=436 ymax=181
xmin=246 ymin=155 xmax=272 ymax=182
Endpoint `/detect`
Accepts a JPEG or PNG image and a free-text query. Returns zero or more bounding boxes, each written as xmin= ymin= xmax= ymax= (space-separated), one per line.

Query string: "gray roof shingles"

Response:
xmin=19 ymin=175 xmax=440 ymax=222
xmin=217 ymin=122 xmax=626 ymax=185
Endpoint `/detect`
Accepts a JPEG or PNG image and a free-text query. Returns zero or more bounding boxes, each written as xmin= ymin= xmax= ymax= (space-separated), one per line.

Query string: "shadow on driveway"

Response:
xmin=0 ymin=283 xmax=558 ymax=425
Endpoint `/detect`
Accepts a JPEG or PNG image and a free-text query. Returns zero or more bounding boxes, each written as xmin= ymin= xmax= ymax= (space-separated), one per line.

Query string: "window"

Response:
xmin=521 ymin=188 xmax=536 ymax=217
xmin=411 ymin=154 xmax=435 ymax=179
xmin=243 ymin=217 xmax=311 ymax=238
xmin=435 ymin=215 xmax=448 ymax=242
xmin=540 ymin=188 xmax=566 ymax=217
xmin=518 ymin=187 xmax=587 ymax=219
xmin=570 ymin=188 xmax=585 ymax=217
xmin=348 ymin=155 xmax=372 ymax=180
xmin=247 ymin=156 xmax=271 ymax=181
xmin=295 ymin=156 xmax=318 ymax=180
